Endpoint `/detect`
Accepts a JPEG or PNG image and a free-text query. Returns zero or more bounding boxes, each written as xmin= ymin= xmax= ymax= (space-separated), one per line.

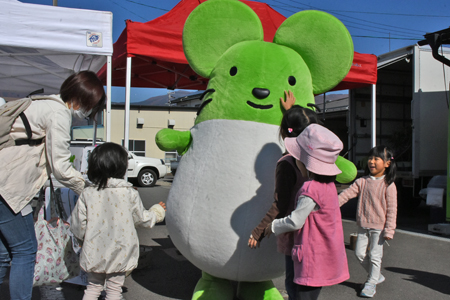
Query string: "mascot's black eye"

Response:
xmin=230 ymin=66 xmax=238 ymax=76
xmin=288 ymin=76 xmax=296 ymax=86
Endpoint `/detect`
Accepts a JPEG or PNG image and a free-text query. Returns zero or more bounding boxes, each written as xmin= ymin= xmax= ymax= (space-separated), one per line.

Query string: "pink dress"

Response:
xmin=292 ymin=180 xmax=349 ymax=287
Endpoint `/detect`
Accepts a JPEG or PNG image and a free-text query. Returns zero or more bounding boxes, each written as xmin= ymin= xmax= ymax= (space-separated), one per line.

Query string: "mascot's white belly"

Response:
xmin=166 ymin=119 xmax=285 ymax=282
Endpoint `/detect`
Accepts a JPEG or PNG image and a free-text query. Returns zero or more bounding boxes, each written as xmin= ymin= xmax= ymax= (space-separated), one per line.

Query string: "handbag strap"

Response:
xmin=33 ymin=187 xmax=46 ymax=220
xmin=48 ymin=176 xmax=68 ymax=221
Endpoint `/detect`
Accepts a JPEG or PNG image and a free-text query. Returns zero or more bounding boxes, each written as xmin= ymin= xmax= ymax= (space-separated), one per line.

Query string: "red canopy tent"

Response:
xmin=97 ymin=0 xmax=377 ymax=91
xmin=332 ymin=51 xmax=377 ymax=91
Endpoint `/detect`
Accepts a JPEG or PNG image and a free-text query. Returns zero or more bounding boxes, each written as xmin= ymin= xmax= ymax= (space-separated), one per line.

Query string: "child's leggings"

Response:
xmin=285 ymin=255 xmax=296 ymax=300
xmin=296 ymin=285 xmax=322 ymax=300
xmin=355 ymin=226 xmax=384 ymax=285
xmin=83 ymin=272 xmax=126 ymax=300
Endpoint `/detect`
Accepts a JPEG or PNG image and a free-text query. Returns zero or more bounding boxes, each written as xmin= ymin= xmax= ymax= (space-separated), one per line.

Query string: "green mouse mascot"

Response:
xmin=156 ymin=0 xmax=356 ymax=299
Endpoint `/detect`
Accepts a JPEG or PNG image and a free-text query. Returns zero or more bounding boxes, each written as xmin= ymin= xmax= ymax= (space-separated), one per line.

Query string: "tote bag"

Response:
xmin=33 ymin=180 xmax=80 ymax=286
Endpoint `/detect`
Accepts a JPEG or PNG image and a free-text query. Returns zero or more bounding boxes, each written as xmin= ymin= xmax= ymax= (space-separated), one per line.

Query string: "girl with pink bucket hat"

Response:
xmin=266 ymin=123 xmax=349 ymax=300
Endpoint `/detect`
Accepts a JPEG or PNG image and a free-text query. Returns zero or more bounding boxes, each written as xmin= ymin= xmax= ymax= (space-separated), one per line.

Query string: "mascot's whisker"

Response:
xmin=196 ymin=88 xmax=215 ymax=116
xmin=307 ymin=103 xmax=322 ymax=112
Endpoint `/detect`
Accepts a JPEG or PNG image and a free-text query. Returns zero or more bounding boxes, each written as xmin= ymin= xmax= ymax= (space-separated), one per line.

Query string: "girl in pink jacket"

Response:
xmin=339 ymin=145 xmax=397 ymax=298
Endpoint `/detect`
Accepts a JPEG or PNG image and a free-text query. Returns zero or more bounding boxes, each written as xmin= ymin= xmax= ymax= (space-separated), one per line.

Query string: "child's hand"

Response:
xmin=159 ymin=201 xmax=167 ymax=211
xmin=280 ymin=90 xmax=295 ymax=111
xmin=248 ymin=235 xmax=260 ymax=249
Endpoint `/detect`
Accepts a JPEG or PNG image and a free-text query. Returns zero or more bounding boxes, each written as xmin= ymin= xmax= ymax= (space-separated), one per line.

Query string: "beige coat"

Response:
xmin=70 ymin=178 xmax=165 ymax=273
xmin=0 ymin=95 xmax=85 ymax=213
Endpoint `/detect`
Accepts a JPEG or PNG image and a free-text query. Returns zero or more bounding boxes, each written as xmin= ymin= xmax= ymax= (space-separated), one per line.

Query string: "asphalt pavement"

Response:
xmin=2 ymin=175 xmax=449 ymax=300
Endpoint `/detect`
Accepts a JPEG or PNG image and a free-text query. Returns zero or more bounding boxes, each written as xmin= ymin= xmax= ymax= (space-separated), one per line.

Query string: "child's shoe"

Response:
xmin=360 ymin=282 xmax=376 ymax=298
xmin=360 ymin=274 xmax=385 ymax=289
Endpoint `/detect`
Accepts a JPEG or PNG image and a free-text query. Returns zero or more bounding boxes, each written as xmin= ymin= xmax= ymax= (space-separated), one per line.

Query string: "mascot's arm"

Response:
xmin=335 ymin=156 xmax=357 ymax=184
xmin=155 ymin=129 xmax=192 ymax=155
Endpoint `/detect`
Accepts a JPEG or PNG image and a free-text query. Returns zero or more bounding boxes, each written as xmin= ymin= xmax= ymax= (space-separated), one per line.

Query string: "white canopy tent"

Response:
xmin=0 ymin=0 xmax=113 ymax=141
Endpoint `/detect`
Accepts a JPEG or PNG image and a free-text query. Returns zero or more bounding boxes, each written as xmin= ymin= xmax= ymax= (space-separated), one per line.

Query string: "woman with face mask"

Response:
xmin=0 ymin=70 xmax=106 ymax=300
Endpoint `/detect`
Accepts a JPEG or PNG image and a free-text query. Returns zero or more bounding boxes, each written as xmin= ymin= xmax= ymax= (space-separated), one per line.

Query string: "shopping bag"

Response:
xmin=33 ymin=206 xmax=80 ymax=286
xmin=33 ymin=179 xmax=80 ymax=286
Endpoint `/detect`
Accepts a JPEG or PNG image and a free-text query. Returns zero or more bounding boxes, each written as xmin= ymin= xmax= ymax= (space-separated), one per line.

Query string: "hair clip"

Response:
xmin=391 ymin=157 xmax=394 ymax=160
xmin=288 ymin=128 xmax=293 ymax=133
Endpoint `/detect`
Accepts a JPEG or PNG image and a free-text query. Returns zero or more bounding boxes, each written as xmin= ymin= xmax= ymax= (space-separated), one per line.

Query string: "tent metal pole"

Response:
xmin=371 ymin=84 xmax=376 ymax=147
xmin=124 ymin=56 xmax=132 ymax=150
xmin=106 ymin=55 xmax=112 ymax=142
xmin=124 ymin=56 xmax=132 ymax=180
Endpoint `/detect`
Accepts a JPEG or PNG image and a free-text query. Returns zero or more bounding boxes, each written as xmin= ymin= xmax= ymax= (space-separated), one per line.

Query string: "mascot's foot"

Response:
xmin=192 ymin=272 xmax=234 ymax=300
xmin=237 ymin=280 xmax=284 ymax=300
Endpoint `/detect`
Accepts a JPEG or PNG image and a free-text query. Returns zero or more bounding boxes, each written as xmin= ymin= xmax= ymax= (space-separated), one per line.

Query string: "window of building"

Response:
xmin=122 ymin=139 xmax=146 ymax=157
xmin=164 ymin=151 xmax=178 ymax=164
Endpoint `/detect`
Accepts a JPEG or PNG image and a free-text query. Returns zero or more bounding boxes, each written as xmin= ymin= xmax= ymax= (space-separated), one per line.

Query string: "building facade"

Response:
xmin=72 ymin=104 xmax=198 ymax=161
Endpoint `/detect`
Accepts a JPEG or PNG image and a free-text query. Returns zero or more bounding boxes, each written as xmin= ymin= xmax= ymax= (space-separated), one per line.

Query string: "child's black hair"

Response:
xmin=311 ymin=173 xmax=336 ymax=184
xmin=279 ymin=105 xmax=322 ymax=141
xmin=365 ymin=145 xmax=397 ymax=185
xmin=87 ymin=142 xmax=129 ymax=190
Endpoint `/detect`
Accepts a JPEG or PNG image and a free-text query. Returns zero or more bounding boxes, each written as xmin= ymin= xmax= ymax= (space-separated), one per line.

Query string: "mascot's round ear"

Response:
xmin=274 ymin=10 xmax=354 ymax=95
xmin=183 ymin=0 xmax=264 ymax=78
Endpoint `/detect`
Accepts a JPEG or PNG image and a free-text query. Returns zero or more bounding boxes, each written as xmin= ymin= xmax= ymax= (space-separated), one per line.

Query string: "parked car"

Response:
xmin=69 ymin=141 xmax=167 ymax=187
xmin=127 ymin=152 xmax=167 ymax=187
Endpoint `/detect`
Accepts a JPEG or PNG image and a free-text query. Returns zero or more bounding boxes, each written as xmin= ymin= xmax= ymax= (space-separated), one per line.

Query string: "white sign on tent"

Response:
xmin=0 ymin=0 xmax=113 ymax=140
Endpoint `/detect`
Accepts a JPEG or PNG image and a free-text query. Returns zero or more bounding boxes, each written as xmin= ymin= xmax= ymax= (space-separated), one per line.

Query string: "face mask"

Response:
xmin=70 ymin=106 xmax=92 ymax=120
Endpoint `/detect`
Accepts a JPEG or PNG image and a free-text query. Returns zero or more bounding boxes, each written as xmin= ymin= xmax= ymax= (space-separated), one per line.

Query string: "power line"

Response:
xmin=108 ymin=0 xmax=147 ymax=21
xmin=325 ymin=9 xmax=450 ymax=18
xmin=125 ymin=0 xmax=170 ymax=12
xmin=268 ymin=0 xmax=428 ymax=35
xmin=340 ymin=19 xmax=423 ymax=39
xmin=268 ymin=1 xmax=423 ymax=43
xmin=352 ymin=35 xmax=422 ymax=41
xmin=336 ymin=14 xmax=424 ymax=36
xmin=288 ymin=0 xmax=425 ymax=34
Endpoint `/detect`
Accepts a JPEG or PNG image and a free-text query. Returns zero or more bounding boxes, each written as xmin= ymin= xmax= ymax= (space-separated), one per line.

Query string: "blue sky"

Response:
xmin=20 ymin=0 xmax=450 ymax=101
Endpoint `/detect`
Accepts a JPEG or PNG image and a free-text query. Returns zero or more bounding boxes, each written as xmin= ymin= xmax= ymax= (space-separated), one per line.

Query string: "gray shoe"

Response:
xmin=361 ymin=282 xmax=376 ymax=298
xmin=360 ymin=274 xmax=385 ymax=289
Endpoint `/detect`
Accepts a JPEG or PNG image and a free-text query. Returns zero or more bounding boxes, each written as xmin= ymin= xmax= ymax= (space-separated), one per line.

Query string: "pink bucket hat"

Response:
xmin=284 ymin=124 xmax=343 ymax=176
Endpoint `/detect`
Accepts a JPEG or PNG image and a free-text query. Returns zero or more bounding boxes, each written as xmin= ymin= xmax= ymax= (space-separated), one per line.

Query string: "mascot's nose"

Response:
xmin=252 ymin=88 xmax=270 ymax=99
